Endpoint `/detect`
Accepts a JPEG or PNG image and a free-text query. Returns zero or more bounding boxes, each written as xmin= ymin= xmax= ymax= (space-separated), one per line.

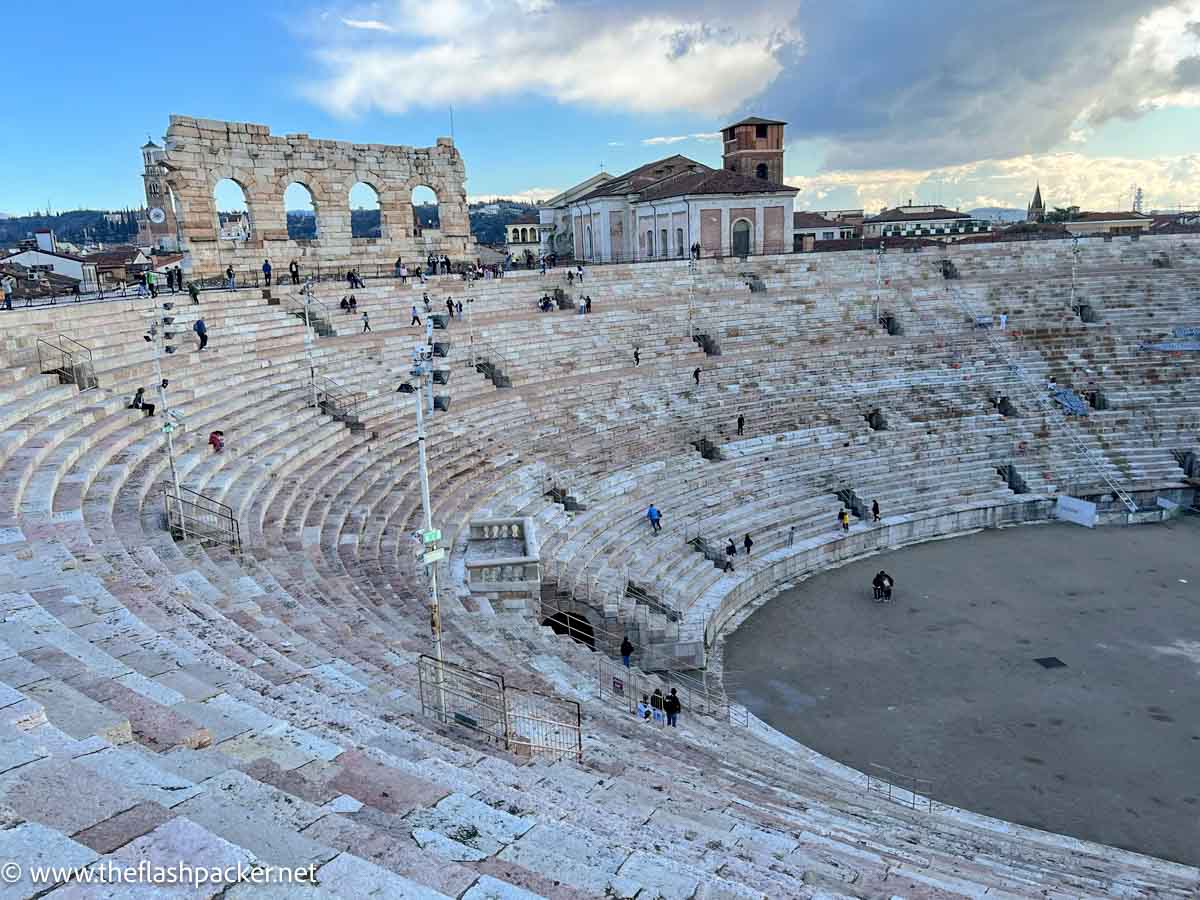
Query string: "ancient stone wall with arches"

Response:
xmin=159 ymin=115 xmax=474 ymax=276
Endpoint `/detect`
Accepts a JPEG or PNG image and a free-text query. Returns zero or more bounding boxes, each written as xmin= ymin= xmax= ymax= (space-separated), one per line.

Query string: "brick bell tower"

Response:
xmin=721 ymin=117 xmax=786 ymax=183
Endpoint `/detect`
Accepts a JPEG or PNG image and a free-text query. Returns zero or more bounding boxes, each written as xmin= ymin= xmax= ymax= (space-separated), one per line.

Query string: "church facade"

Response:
xmin=565 ymin=118 xmax=797 ymax=262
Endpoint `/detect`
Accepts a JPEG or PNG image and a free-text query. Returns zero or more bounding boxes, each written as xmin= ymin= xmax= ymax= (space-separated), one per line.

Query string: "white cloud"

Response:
xmin=607 ymin=141 xmax=625 ymax=147
xmin=340 ymin=17 xmax=395 ymax=31
xmin=306 ymin=2 xmax=795 ymax=115
xmin=642 ymin=131 xmax=723 ymax=145
xmin=787 ymin=152 xmax=1200 ymax=214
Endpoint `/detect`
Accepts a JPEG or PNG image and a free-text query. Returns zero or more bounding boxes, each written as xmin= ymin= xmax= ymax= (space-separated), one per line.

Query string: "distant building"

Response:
xmin=1027 ymin=184 xmax=1045 ymax=223
xmin=721 ymin=117 xmax=786 ymax=184
xmin=863 ymin=204 xmax=991 ymax=242
xmin=86 ymin=246 xmax=151 ymax=286
xmin=538 ymin=173 xmax=613 ymax=259
xmin=1063 ymin=211 xmax=1153 ymax=236
xmin=505 ymin=213 xmax=542 ymax=261
xmin=793 ymin=212 xmax=857 ymax=251
xmin=135 ymin=139 xmax=182 ymax=252
xmin=564 ymin=117 xmax=797 ymax=262
xmin=0 ymin=246 xmax=97 ymax=291
xmin=218 ymin=212 xmax=251 ymax=242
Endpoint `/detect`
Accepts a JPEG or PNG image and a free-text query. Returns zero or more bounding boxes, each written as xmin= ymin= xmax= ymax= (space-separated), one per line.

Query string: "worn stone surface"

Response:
xmin=0 ymin=758 xmax=142 ymax=835
xmin=71 ymin=801 xmax=177 ymax=854
xmin=0 ymin=820 xmax=97 ymax=897
xmin=313 ymin=852 xmax=452 ymax=899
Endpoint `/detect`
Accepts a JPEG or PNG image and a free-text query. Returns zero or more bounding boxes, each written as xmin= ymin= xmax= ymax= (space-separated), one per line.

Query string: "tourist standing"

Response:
xmin=743 ymin=533 xmax=753 ymax=556
xmin=664 ymin=688 xmax=681 ymax=727
xmin=872 ymin=499 xmax=881 ymax=523
xmin=620 ymin=636 xmax=634 ymax=668
xmin=289 ymin=259 xmax=300 ymax=284
xmin=193 ymin=317 xmax=208 ymax=351
xmin=692 ymin=367 xmax=701 ymax=386
xmin=788 ymin=525 xmax=796 ymax=547
xmin=411 ymin=305 xmax=421 ymax=327
xmin=225 ymin=265 xmax=235 ymax=290
xmin=262 ymin=259 xmax=272 ymax=286
xmin=633 ymin=347 xmax=640 ymax=366
xmin=650 ymin=688 xmax=665 ymax=724
xmin=838 ymin=509 xmax=850 ymax=532
xmin=737 ymin=414 xmax=745 ymax=436
xmin=446 ymin=297 xmax=455 ymax=320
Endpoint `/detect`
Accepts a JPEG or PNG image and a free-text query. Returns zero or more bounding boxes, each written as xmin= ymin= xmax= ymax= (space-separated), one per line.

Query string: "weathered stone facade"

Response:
xmin=159 ymin=115 xmax=475 ymax=276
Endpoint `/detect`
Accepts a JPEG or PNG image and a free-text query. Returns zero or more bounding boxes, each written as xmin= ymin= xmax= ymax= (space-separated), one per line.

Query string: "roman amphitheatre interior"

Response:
xmin=1 ymin=116 xmax=1199 ymax=899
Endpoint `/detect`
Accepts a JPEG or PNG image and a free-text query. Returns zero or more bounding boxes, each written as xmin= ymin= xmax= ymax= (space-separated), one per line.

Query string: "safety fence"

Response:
xmin=163 ymin=485 xmax=242 ymax=553
xmin=866 ymin=763 xmax=934 ymax=812
xmin=36 ymin=334 xmax=97 ymax=391
xmin=417 ymin=655 xmax=581 ymax=762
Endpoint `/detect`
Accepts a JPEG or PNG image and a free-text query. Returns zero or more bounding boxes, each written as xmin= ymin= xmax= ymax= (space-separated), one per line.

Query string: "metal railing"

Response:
xmin=36 ymin=334 xmax=97 ymax=391
xmin=416 ymin=654 xmax=581 ymax=761
xmin=866 ymin=763 xmax=934 ymax=812
xmin=946 ymin=285 xmax=1138 ymax=513
xmin=596 ymin=656 xmax=744 ymax=726
xmin=163 ymin=485 xmax=242 ymax=553
xmin=285 ymin=290 xmax=332 ymax=327
xmin=314 ymin=374 xmax=366 ymax=424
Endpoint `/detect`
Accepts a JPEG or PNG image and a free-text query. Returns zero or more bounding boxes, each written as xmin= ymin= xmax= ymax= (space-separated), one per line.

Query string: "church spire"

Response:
xmin=1027 ymin=182 xmax=1045 ymax=223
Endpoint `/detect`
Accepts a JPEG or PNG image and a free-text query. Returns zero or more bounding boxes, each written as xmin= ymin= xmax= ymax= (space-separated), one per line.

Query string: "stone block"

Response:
xmin=21 ymin=679 xmax=131 ymax=745
xmin=71 ymin=801 xmax=177 ymax=854
xmin=0 ymin=820 xmax=97 ymax=896
xmin=0 ymin=758 xmax=143 ymax=835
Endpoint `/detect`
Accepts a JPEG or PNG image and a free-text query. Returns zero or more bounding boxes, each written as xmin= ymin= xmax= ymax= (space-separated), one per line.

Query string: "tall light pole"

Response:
xmin=146 ymin=303 xmax=186 ymax=539
xmin=301 ymin=279 xmax=317 ymax=408
xmin=1069 ymin=235 xmax=1080 ymax=312
xmin=874 ymin=242 xmax=884 ymax=325
xmin=407 ymin=342 xmax=447 ymax=721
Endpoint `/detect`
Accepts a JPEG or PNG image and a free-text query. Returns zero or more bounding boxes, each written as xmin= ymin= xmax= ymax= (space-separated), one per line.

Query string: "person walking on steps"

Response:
xmin=362 ymin=311 xmax=371 ymax=333
xmin=289 ymin=259 xmax=300 ymax=285
xmin=693 ymin=367 xmax=701 ymax=386
xmin=262 ymin=259 xmax=272 ymax=287
xmin=872 ymin=499 xmax=881 ymax=523
xmin=620 ymin=636 xmax=634 ymax=668
xmin=633 ymin=347 xmax=640 ymax=367
xmin=193 ymin=317 xmax=208 ymax=351
xmin=743 ymin=532 xmax=753 ymax=556
xmin=446 ymin=297 xmax=455 ymax=320
xmin=456 ymin=299 xmax=463 ymax=318
xmin=838 ymin=509 xmax=850 ymax=533
xmin=788 ymin=524 xmax=796 ymax=548
xmin=737 ymin=414 xmax=745 ymax=436
xmin=726 ymin=537 xmax=737 ymax=560
xmin=664 ymin=688 xmax=681 ymax=727
xmin=187 ymin=281 xmax=200 ymax=304
xmin=646 ymin=504 xmax=662 ymax=533
xmin=411 ymin=305 xmax=422 ymax=327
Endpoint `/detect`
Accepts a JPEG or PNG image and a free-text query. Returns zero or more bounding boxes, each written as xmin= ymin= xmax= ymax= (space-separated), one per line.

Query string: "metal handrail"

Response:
xmin=314 ymin=374 xmax=366 ymax=421
xmin=163 ymin=485 xmax=241 ymax=553
xmin=285 ymin=290 xmax=331 ymax=325
xmin=867 ymin=763 xmax=934 ymax=812
xmin=35 ymin=334 xmax=97 ymax=391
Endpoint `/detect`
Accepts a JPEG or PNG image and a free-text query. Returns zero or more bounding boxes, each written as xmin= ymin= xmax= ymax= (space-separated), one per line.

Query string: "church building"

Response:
xmin=1027 ymin=184 xmax=1045 ymax=223
xmin=564 ymin=117 xmax=797 ymax=262
xmin=135 ymin=139 xmax=182 ymax=251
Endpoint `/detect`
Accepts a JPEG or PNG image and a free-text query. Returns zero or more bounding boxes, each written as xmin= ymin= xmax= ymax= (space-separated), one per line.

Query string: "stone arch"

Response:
xmin=732 ymin=217 xmax=753 ymax=257
xmin=542 ymin=611 xmax=595 ymax=649
xmin=410 ymin=184 xmax=440 ymax=235
xmin=350 ymin=181 xmax=383 ymax=239
xmin=284 ymin=182 xmax=318 ymax=241
xmin=213 ymin=177 xmax=252 ymax=242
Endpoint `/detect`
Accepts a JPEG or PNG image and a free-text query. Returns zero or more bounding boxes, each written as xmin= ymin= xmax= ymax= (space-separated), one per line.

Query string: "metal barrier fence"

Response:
xmin=866 ymin=763 xmax=934 ymax=812
xmin=596 ymin=656 xmax=745 ymax=726
xmin=417 ymin=654 xmax=507 ymax=747
xmin=505 ymin=686 xmax=583 ymax=762
xmin=417 ymin=655 xmax=582 ymax=762
xmin=163 ymin=486 xmax=242 ymax=553
xmin=36 ymin=334 xmax=97 ymax=391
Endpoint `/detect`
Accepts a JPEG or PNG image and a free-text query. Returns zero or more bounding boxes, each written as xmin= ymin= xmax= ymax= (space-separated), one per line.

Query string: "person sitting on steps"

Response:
xmin=127 ymin=387 xmax=155 ymax=417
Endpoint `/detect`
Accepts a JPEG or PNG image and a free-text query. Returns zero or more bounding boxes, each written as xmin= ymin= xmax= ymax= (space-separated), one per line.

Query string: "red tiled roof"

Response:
xmin=866 ymin=206 xmax=971 ymax=224
xmin=1070 ymin=211 xmax=1152 ymax=221
xmin=575 ymin=154 xmax=795 ymax=203
xmin=793 ymin=212 xmax=840 ymax=228
xmin=725 ymin=117 xmax=786 ymax=128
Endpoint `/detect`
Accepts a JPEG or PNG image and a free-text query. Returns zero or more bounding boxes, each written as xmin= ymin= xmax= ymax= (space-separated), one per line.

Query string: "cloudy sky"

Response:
xmin=4 ymin=0 xmax=1200 ymax=215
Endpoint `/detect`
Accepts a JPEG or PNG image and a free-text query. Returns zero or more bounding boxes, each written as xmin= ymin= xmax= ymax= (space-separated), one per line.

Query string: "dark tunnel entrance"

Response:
xmin=542 ymin=611 xmax=595 ymax=649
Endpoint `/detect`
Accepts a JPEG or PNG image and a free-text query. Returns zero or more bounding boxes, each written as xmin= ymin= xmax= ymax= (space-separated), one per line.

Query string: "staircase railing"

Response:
xmin=163 ymin=485 xmax=241 ymax=553
xmin=36 ymin=334 xmax=98 ymax=391
xmin=945 ymin=286 xmax=1137 ymax=513
xmin=285 ymin=291 xmax=332 ymax=329
xmin=314 ymin=374 xmax=366 ymax=424
xmin=867 ymin=763 xmax=933 ymax=812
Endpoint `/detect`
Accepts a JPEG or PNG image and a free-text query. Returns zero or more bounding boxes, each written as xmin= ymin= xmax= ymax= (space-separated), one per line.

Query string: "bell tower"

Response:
xmin=139 ymin=137 xmax=180 ymax=250
xmin=721 ymin=117 xmax=786 ymax=183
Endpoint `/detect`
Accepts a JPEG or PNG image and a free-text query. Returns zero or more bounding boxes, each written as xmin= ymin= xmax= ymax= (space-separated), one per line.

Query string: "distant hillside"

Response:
xmin=970 ymin=207 xmax=1026 ymax=223
xmin=0 ymin=209 xmax=139 ymax=246
xmin=470 ymin=199 xmax=538 ymax=246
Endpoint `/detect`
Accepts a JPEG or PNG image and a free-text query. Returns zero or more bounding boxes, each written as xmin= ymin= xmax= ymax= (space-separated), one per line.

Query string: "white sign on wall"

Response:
xmin=1055 ymin=495 xmax=1097 ymax=528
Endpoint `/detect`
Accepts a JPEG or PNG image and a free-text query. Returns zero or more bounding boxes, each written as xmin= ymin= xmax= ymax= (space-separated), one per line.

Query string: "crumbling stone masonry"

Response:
xmin=159 ymin=115 xmax=475 ymax=276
